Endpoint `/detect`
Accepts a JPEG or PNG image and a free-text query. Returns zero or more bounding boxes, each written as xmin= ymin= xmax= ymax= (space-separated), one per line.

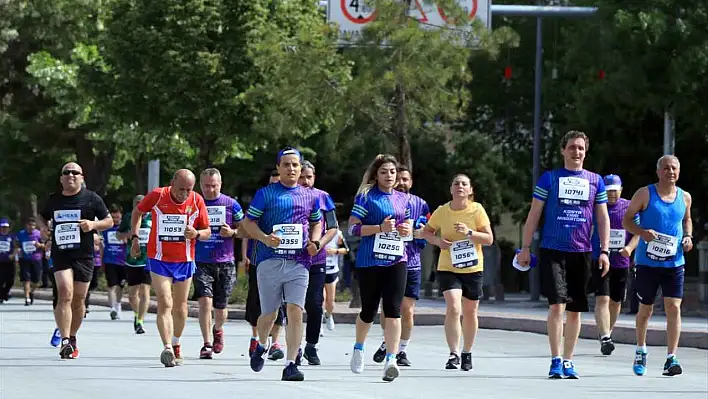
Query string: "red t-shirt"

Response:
xmin=137 ymin=187 xmax=209 ymax=262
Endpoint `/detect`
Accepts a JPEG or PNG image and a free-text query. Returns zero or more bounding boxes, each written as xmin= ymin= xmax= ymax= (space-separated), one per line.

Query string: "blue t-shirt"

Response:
xmin=0 ymin=233 xmax=15 ymax=262
xmin=16 ymin=229 xmax=43 ymax=261
xmin=102 ymin=226 xmax=127 ymax=265
xmin=195 ymin=194 xmax=244 ymax=263
xmin=246 ymin=183 xmax=322 ymax=267
xmin=310 ymin=188 xmax=337 ymax=266
xmin=533 ymin=168 xmax=607 ymax=252
xmin=350 ymin=186 xmax=411 ymax=268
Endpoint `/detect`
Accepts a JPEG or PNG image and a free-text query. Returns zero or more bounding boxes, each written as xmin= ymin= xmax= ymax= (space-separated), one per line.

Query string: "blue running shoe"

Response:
xmin=281 ymin=363 xmax=305 ymax=381
xmin=633 ymin=350 xmax=647 ymax=376
xmin=50 ymin=328 xmax=61 ymax=347
xmin=548 ymin=358 xmax=563 ymax=379
xmin=250 ymin=343 xmax=267 ymax=372
xmin=562 ymin=360 xmax=579 ymax=379
xmin=662 ymin=355 xmax=682 ymax=376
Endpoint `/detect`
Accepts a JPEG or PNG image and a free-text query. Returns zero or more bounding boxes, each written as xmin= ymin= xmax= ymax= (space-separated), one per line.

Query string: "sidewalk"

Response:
xmin=14 ymin=288 xmax=707 ymax=350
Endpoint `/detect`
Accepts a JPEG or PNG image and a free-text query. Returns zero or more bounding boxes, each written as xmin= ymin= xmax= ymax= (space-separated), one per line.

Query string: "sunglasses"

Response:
xmin=62 ymin=170 xmax=82 ymax=176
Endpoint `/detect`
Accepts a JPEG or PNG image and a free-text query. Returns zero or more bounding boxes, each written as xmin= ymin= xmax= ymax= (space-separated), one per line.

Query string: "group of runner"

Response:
xmin=4 ymin=130 xmax=694 ymax=381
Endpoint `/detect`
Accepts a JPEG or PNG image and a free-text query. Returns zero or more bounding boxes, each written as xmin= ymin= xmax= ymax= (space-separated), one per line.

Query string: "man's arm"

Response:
xmin=521 ymin=199 xmax=545 ymax=249
xmin=594 ymin=203 xmax=610 ymax=253
xmin=622 ymin=188 xmax=649 ymax=237
xmin=130 ymin=208 xmax=145 ymax=238
xmin=683 ymin=191 xmax=693 ymax=237
xmin=241 ymin=218 xmax=269 ymax=244
xmin=93 ymin=215 xmax=114 ymax=232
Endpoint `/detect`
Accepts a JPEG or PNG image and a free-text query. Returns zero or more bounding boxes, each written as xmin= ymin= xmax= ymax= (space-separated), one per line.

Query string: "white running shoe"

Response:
xmin=350 ymin=348 xmax=365 ymax=374
xmin=325 ymin=313 xmax=335 ymax=331
xmin=383 ymin=358 xmax=400 ymax=382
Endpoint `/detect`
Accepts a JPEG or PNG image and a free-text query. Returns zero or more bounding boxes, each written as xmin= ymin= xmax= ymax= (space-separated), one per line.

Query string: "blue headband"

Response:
xmin=276 ymin=147 xmax=302 ymax=164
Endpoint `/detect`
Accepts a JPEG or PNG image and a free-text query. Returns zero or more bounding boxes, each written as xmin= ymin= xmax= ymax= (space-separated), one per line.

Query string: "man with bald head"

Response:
xmin=130 ymin=169 xmax=211 ymax=367
xmin=39 ymin=162 xmax=113 ymax=359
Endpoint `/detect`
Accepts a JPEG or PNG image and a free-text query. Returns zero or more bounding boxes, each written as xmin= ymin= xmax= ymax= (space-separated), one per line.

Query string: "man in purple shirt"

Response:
xmin=590 ymin=174 xmax=640 ymax=355
xmin=0 ymin=218 xmax=17 ymax=303
xmin=17 ymin=217 xmax=46 ymax=306
xmin=194 ymin=168 xmax=245 ymax=359
xmin=298 ymin=160 xmax=340 ymax=366
xmin=242 ymin=147 xmax=323 ymax=382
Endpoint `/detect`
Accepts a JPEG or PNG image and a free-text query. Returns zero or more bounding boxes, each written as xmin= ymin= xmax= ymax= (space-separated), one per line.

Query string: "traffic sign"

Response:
xmin=327 ymin=0 xmax=491 ymax=46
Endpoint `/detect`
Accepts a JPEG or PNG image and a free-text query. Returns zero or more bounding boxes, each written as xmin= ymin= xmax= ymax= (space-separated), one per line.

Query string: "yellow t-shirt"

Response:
xmin=427 ymin=201 xmax=491 ymax=274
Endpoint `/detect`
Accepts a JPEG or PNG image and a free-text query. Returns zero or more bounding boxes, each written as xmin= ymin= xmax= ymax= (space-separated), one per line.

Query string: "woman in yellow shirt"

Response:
xmin=423 ymin=174 xmax=493 ymax=371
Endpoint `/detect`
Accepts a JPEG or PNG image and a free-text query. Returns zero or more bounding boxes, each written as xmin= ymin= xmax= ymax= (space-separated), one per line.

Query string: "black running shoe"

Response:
xmin=445 ymin=353 xmax=460 ymax=369
xmin=373 ymin=343 xmax=386 ymax=363
xmin=396 ymin=351 xmax=411 ymax=367
xmin=600 ymin=337 xmax=615 ymax=356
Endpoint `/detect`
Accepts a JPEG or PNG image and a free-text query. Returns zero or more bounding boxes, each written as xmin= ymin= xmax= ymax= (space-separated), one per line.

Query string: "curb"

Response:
xmin=17 ymin=289 xmax=707 ymax=350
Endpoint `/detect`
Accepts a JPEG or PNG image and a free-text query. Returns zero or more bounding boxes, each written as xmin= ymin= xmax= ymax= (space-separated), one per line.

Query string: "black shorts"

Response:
xmin=404 ymin=268 xmax=422 ymax=300
xmin=53 ymin=258 xmax=94 ymax=283
xmin=540 ymin=248 xmax=591 ymax=312
xmin=194 ymin=262 xmax=237 ymax=310
xmin=325 ymin=273 xmax=338 ymax=284
xmin=438 ymin=271 xmax=483 ymax=300
xmin=125 ymin=266 xmax=151 ymax=286
xmin=104 ymin=263 xmax=127 ymax=287
xmin=356 ymin=262 xmax=407 ymax=322
xmin=245 ymin=263 xmax=284 ymax=327
xmin=19 ymin=259 xmax=42 ymax=283
xmin=634 ymin=265 xmax=685 ymax=305
xmin=592 ymin=263 xmax=629 ymax=303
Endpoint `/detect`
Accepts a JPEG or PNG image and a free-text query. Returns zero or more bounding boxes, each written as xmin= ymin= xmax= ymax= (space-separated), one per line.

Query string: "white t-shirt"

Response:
xmin=325 ymin=230 xmax=343 ymax=275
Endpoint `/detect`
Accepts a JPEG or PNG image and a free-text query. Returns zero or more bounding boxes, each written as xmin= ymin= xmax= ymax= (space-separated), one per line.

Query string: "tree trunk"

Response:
xmin=75 ymin=133 xmax=116 ymax=197
xmin=395 ymin=83 xmax=412 ymax=171
xmin=198 ymin=133 xmax=214 ymax=171
xmin=134 ymin=155 xmax=146 ymax=194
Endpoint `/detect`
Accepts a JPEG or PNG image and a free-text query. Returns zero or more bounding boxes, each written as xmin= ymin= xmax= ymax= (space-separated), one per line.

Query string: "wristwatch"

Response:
xmin=312 ymin=240 xmax=321 ymax=250
xmin=131 ymin=234 xmax=139 ymax=241
xmin=600 ymin=250 xmax=610 ymax=256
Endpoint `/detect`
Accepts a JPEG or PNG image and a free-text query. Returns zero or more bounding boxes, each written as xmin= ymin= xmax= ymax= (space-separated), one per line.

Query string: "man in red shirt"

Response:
xmin=129 ymin=169 xmax=211 ymax=367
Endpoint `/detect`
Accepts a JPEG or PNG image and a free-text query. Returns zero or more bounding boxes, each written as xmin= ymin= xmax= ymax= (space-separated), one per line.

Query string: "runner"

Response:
xmin=130 ymin=169 xmax=211 ymax=367
xmin=84 ymin=232 xmax=103 ymax=315
xmin=38 ymin=162 xmax=113 ymax=359
xmin=516 ymin=131 xmax=610 ymax=379
xmin=422 ymin=174 xmax=493 ymax=371
xmin=269 ymin=169 xmax=280 ymax=184
xmin=194 ymin=168 xmax=244 ymax=359
xmin=0 ymin=218 xmax=16 ymax=303
xmin=17 ymin=217 xmax=45 ymax=306
xmin=242 ymin=147 xmax=323 ymax=381
xmin=323 ymin=227 xmax=348 ymax=331
xmin=103 ymin=204 xmax=127 ymax=320
xmin=347 ymin=154 xmax=412 ymax=382
xmin=623 ymin=155 xmax=693 ymax=377
xmin=590 ymin=174 xmax=640 ymax=356
xmin=298 ymin=160 xmax=339 ymax=365
xmin=117 ymin=195 xmax=152 ymax=334
xmin=373 ymin=166 xmax=429 ymax=366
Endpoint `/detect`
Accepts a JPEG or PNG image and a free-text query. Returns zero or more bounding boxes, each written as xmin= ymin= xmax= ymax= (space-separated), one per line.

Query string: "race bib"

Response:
xmin=22 ymin=241 xmax=36 ymax=254
xmin=450 ymin=239 xmax=479 ymax=268
xmin=609 ymin=229 xmax=626 ymax=250
xmin=0 ymin=241 xmax=10 ymax=253
xmin=106 ymin=231 xmax=122 ymax=245
xmin=326 ymin=254 xmax=338 ymax=270
xmin=138 ymin=228 xmax=151 ymax=245
xmin=207 ymin=206 xmax=226 ymax=229
xmin=158 ymin=214 xmax=187 ymax=242
xmin=558 ymin=177 xmax=590 ymax=206
xmin=55 ymin=223 xmax=81 ymax=250
xmin=373 ymin=232 xmax=404 ymax=259
xmin=646 ymin=233 xmax=678 ymax=261
xmin=273 ymin=224 xmax=303 ymax=251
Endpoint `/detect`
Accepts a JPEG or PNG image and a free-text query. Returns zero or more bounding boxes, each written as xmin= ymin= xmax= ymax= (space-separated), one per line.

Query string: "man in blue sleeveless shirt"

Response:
xmin=622 ymin=155 xmax=693 ymax=377
xmin=517 ymin=131 xmax=610 ymax=379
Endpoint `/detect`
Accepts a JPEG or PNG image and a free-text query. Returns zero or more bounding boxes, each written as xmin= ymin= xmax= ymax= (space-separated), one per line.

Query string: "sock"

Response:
xmin=285 ymin=359 xmax=295 ymax=367
xmin=462 ymin=351 xmax=471 ymax=355
xmin=134 ymin=311 xmax=139 ymax=319
xmin=164 ymin=343 xmax=172 ymax=349
xmin=667 ymin=353 xmax=675 ymax=359
xmin=354 ymin=342 xmax=364 ymax=351
xmin=637 ymin=345 xmax=647 ymax=353
xmin=251 ymin=336 xmax=258 ymax=340
xmin=399 ymin=339 xmax=409 ymax=353
xmin=172 ymin=336 xmax=181 ymax=346
xmin=552 ymin=355 xmax=562 ymax=360
xmin=378 ymin=341 xmax=386 ymax=351
xmin=385 ymin=353 xmax=395 ymax=362
xmin=601 ymin=334 xmax=611 ymax=341
xmin=137 ymin=319 xmax=144 ymax=325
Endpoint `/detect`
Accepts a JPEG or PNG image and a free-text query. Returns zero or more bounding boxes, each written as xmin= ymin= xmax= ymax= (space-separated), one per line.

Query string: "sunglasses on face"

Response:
xmin=62 ymin=170 xmax=82 ymax=176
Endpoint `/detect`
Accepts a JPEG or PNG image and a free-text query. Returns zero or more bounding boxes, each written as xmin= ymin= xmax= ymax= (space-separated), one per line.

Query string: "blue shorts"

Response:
xmin=147 ymin=259 xmax=196 ymax=282
xmin=404 ymin=268 xmax=422 ymax=300
xmin=635 ymin=265 xmax=684 ymax=305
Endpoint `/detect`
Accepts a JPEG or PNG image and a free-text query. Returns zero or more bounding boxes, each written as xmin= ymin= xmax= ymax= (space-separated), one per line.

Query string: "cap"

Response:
xmin=0 ymin=218 xmax=9 ymax=227
xmin=512 ymin=249 xmax=537 ymax=272
xmin=276 ymin=147 xmax=302 ymax=165
xmin=604 ymin=174 xmax=622 ymax=192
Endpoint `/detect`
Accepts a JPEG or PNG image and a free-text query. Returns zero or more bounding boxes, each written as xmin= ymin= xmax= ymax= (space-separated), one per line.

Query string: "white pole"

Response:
xmin=148 ymin=159 xmax=160 ymax=192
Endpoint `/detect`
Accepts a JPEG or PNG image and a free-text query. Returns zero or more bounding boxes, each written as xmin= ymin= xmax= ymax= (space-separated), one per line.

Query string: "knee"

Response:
xmin=446 ymin=303 xmax=461 ymax=319
xmin=664 ymin=300 xmax=681 ymax=315
xmin=57 ymin=287 xmax=73 ymax=303
xmin=401 ymin=303 xmax=415 ymax=320
xmin=359 ymin=304 xmax=377 ymax=324
xmin=548 ymin=304 xmax=564 ymax=318
xmin=637 ymin=304 xmax=653 ymax=319
xmin=595 ymin=296 xmax=610 ymax=307
xmin=158 ymin=295 xmax=173 ymax=312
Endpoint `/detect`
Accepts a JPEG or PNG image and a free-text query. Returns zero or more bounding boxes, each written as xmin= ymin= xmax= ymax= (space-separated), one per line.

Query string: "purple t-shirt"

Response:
xmin=246 ymin=183 xmax=322 ymax=267
xmin=404 ymin=194 xmax=430 ymax=270
xmin=17 ymin=229 xmax=43 ymax=261
xmin=310 ymin=188 xmax=337 ymax=266
xmin=0 ymin=233 xmax=14 ymax=262
xmin=533 ymin=168 xmax=608 ymax=252
xmin=592 ymin=198 xmax=638 ymax=268
xmin=195 ymin=194 xmax=245 ymax=264
xmin=102 ymin=226 xmax=127 ymax=265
